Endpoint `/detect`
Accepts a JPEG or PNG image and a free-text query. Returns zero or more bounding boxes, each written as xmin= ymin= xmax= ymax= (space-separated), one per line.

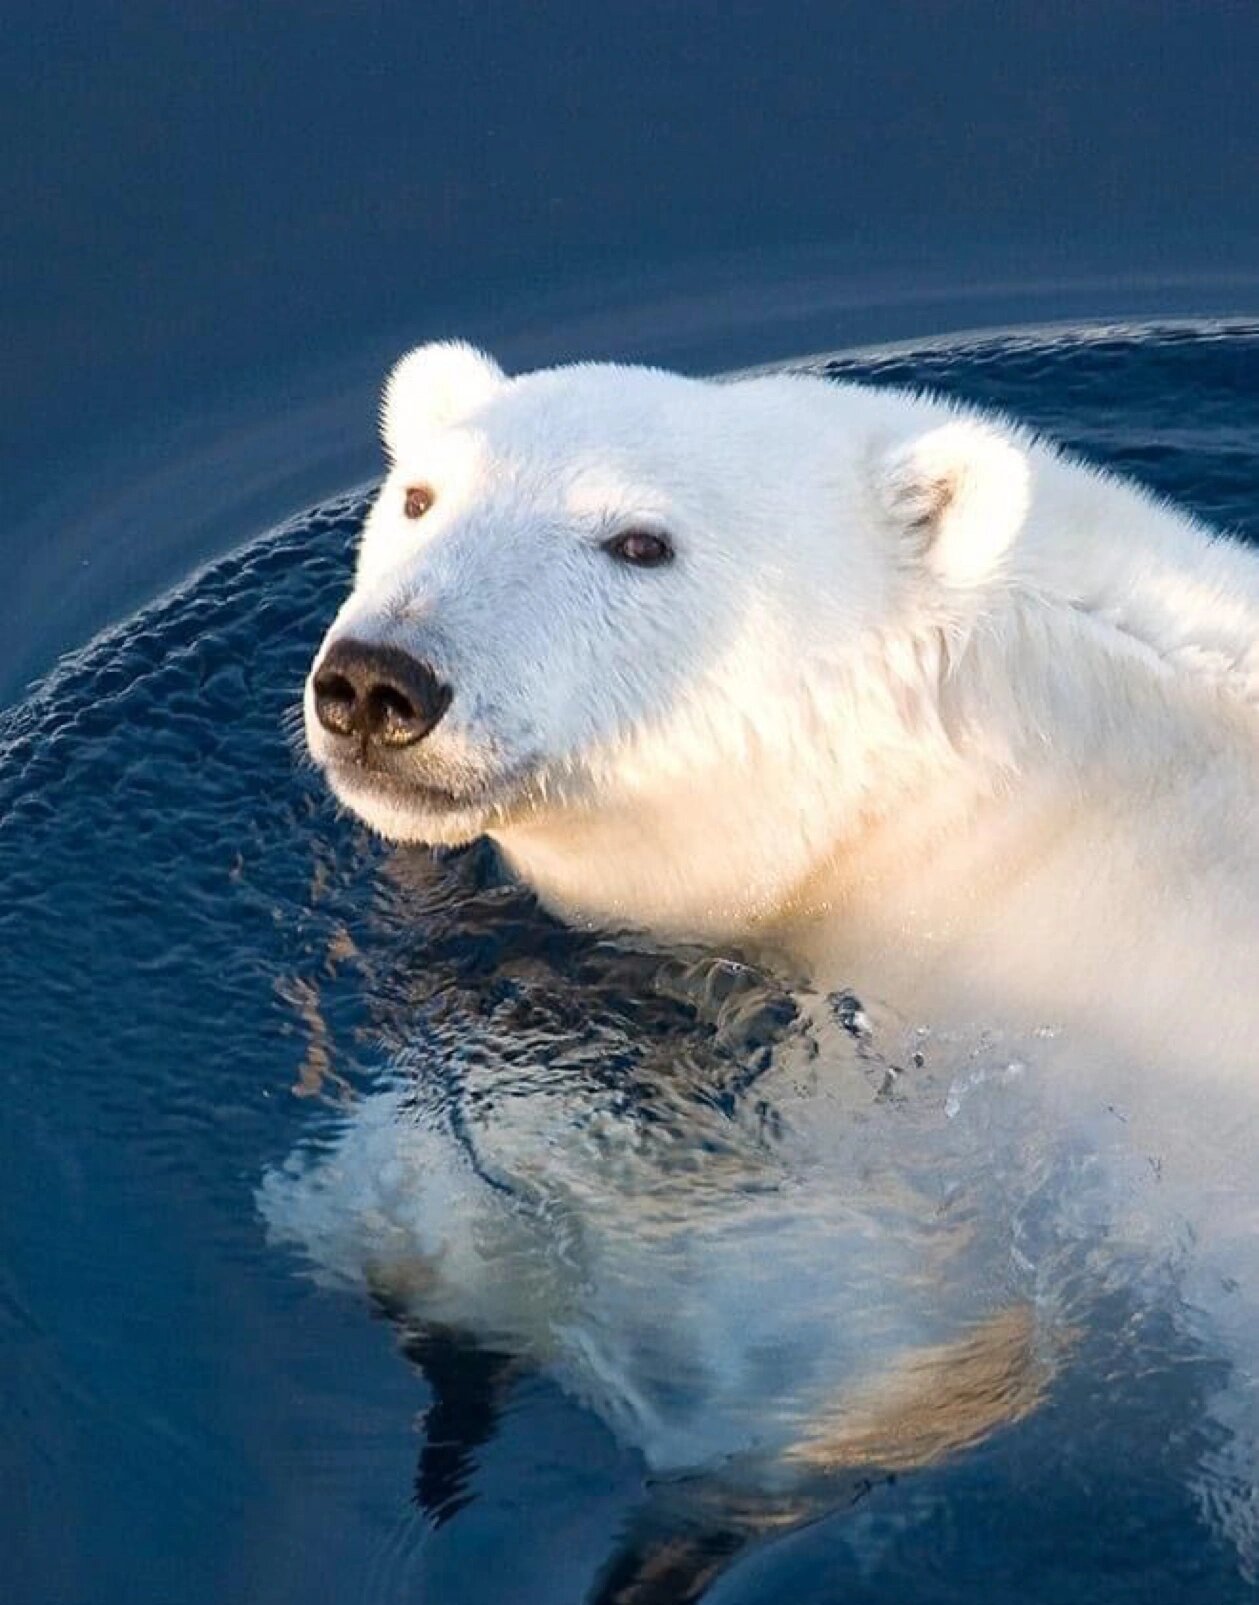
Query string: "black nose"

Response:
xmin=311 ymin=639 xmax=452 ymax=748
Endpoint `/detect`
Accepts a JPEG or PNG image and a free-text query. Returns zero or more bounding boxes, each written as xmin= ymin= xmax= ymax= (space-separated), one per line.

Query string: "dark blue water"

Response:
xmin=7 ymin=1 xmax=1259 ymax=708
xmin=4 ymin=323 xmax=1259 ymax=1604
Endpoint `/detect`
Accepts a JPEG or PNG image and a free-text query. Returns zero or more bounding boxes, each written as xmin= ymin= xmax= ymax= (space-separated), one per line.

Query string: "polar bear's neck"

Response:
xmin=496 ymin=567 xmax=1259 ymax=1083
xmin=498 ymin=574 xmax=1259 ymax=926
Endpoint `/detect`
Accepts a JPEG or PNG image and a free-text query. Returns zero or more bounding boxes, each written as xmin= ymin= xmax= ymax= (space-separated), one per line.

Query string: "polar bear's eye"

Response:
xmin=403 ymin=485 xmax=435 ymax=520
xmin=602 ymin=529 xmax=674 ymax=568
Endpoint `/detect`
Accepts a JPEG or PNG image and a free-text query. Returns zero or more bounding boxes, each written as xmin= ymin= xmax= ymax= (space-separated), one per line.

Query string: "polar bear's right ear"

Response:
xmin=876 ymin=420 xmax=1029 ymax=589
xmin=381 ymin=341 xmax=506 ymax=458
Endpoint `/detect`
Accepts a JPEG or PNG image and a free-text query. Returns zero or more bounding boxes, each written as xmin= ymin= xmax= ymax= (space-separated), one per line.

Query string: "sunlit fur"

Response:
xmin=308 ymin=341 xmax=1259 ymax=1086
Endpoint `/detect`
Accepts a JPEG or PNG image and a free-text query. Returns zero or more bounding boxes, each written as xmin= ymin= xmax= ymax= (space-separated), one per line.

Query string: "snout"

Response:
xmin=311 ymin=638 xmax=452 ymax=749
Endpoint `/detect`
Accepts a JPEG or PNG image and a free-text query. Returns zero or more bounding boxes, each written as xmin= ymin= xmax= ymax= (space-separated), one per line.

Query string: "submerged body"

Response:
xmin=278 ymin=343 xmax=1259 ymax=1590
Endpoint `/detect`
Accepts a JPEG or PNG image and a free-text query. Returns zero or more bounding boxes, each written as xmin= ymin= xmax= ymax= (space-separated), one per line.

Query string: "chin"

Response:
xmin=318 ymin=760 xmax=512 ymax=846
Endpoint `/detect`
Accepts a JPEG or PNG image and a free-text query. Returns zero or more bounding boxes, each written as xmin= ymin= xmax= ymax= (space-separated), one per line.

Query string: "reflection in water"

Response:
xmin=5 ymin=325 xmax=1259 ymax=1604
xmin=264 ymin=832 xmax=1056 ymax=1598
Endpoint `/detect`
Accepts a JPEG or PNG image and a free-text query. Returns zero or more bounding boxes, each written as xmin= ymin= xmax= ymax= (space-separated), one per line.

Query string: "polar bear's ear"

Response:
xmin=381 ymin=341 xmax=506 ymax=457
xmin=877 ymin=420 xmax=1029 ymax=588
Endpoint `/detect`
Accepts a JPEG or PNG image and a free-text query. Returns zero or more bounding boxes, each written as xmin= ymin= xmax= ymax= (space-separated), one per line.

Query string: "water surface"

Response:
xmin=5 ymin=323 xmax=1259 ymax=1603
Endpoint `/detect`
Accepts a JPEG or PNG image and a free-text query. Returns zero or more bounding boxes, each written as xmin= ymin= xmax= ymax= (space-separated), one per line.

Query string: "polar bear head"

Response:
xmin=305 ymin=343 xmax=1030 ymax=937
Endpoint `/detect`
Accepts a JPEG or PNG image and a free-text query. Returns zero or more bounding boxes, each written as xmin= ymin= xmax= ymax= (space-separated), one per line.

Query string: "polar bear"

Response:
xmin=305 ymin=340 xmax=1259 ymax=1085
xmin=280 ymin=341 xmax=1259 ymax=1597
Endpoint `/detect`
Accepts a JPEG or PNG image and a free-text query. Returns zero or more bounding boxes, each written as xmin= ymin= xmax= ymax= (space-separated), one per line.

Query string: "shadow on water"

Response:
xmin=4 ymin=323 xmax=1259 ymax=1603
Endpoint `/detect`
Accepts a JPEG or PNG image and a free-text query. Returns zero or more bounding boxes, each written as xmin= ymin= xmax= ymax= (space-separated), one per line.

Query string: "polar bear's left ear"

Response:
xmin=877 ymin=420 xmax=1030 ymax=588
xmin=381 ymin=341 xmax=506 ymax=458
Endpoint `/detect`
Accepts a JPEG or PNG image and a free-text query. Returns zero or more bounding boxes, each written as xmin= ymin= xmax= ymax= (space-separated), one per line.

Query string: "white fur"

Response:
xmin=380 ymin=340 xmax=506 ymax=453
xmin=308 ymin=343 xmax=1259 ymax=1086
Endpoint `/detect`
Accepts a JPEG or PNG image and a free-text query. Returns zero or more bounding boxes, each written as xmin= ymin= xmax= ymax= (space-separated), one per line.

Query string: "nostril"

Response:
xmin=312 ymin=670 xmax=358 ymax=737
xmin=362 ymin=673 xmax=452 ymax=747
xmin=367 ymin=682 xmax=422 ymax=747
